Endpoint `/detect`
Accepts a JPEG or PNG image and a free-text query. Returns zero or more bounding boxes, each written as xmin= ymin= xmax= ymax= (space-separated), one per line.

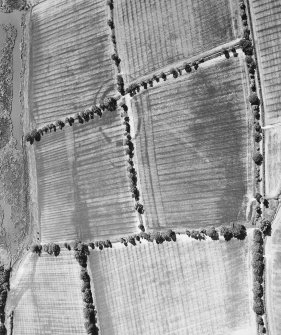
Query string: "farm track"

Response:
xmin=30 ymin=0 xmax=115 ymax=126
xmin=35 ymin=110 xmax=139 ymax=244
xmin=130 ymin=56 xmax=253 ymax=229
xmin=114 ymin=0 xmax=241 ymax=85
xmin=6 ymin=250 xmax=85 ymax=335
xmin=89 ymin=236 xmax=255 ymax=335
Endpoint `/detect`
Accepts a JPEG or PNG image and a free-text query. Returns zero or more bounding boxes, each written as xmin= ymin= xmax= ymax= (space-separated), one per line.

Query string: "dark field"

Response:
xmin=114 ymin=0 xmax=241 ymax=84
xmin=131 ymin=56 xmax=253 ymax=229
xmin=251 ymin=0 xmax=281 ymax=125
xmin=30 ymin=0 xmax=115 ymax=126
xmin=35 ymin=110 xmax=139 ymax=244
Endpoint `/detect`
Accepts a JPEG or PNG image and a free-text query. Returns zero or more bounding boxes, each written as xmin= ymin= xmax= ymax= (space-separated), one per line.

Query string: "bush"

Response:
xmin=254 ymin=133 xmax=262 ymax=143
xmin=222 ymin=48 xmax=230 ymax=59
xmin=83 ymin=306 xmax=96 ymax=321
xmin=81 ymin=281 xmax=91 ymax=293
xmin=31 ymin=129 xmax=41 ymax=142
xmin=107 ymin=19 xmax=114 ymax=29
xmin=253 ymin=229 xmax=263 ymax=243
xmin=255 ymin=122 xmax=262 ymax=132
xmin=253 ymin=153 xmax=263 ymax=165
xmin=220 ymin=226 xmax=233 ymax=241
xmin=128 ymin=236 xmax=136 ymax=246
xmin=52 ymin=244 xmax=60 ymax=257
xmin=206 ymin=227 xmax=219 ymax=240
xmin=93 ymin=106 xmax=102 ymax=117
xmin=260 ymin=219 xmax=271 ymax=236
xmin=64 ymin=242 xmax=71 ymax=250
xmin=232 ymin=224 xmax=247 ymax=240
xmin=252 ymin=260 xmax=264 ymax=276
xmin=160 ymin=72 xmax=167 ymax=81
xmin=0 ymin=324 xmax=6 ymax=335
xmin=106 ymin=0 xmax=113 ymax=9
xmin=253 ymin=281 xmax=263 ymax=297
xmin=192 ymin=61 xmax=199 ymax=70
xmin=186 ymin=230 xmax=191 ymax=237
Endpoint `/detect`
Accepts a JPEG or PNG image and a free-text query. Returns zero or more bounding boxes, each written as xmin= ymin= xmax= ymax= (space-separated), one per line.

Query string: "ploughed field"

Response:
xmin=250 ymin=0 xmax=281 ymax=125
xmin=30 ymin=0 xmax=115 ymax=126
xmin=89 ymin=236 xmax=255 ymax=335
xmin=114 ymin=0 xmax=241 ymax=84
xmin=35 ymin=110 xmax=139 ymax=244
xmin=5 ymin=250 xmax=85 ymax=335
xmin=131 ymin=56 xmax=253 ymax=229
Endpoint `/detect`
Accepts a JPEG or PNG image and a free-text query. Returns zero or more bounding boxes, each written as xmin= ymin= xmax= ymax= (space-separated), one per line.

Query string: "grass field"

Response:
xmin=89 ymin=236 xmax=255 ymax=335
xmin=6 ymin=250 xmax=85 ymax=335
xmin=114 ymin=0 xmax=241 ymax=84
xmin=30 ymin=0 xmax=115 ymax=126
xmin=130 ymin=55 xmax=253 ymax=229
xmin=250 ymin=0 xmax=281 ymax=125
xmin=265 ymin=206 xmax=281 ymax=335
xmin=35 ymin=109 xmax=139 ymax=244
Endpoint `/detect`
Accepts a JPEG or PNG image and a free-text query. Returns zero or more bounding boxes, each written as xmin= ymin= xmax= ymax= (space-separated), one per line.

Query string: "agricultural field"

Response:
xmin=130 ymin=56 xmax=253 ymax=229
xmin=30 ymin=0 xmax=115 ymax=127
xmin=250 ymin=0 xmax=281 ymax=125
xmin=89 ymin=235 xmax=255 ymax=335
xmin=5 ymin=250 xmax=85 ymax=335
xmin=35 ymin=109 xmax=139 ymax=244
xmin=265 ymin=207 xmax=281 ymax=335
xmin=264 ymin=127 xmax=281 ymax=198
xmin=114 ymin=0 xmax=241 ymax=84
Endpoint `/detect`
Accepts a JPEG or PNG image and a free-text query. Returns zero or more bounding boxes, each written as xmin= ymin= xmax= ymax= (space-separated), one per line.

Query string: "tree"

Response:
xmin=31 ymin=244 xmax=42 ymax=255
xmin=254 ymin=133 xmax=262 ymax=143
xmin=207 ymin=227 xmax=219 ymax=240
xmin=256 ymin=315 xmax=264 ymax=325
xmin=48 ymin=123 xmax=56 ymax=132
xmin=25 ymin=133 xmax=33 ymax=144
xmin=240 ymin=39 xmax=253 ymax=55
xmin=103 ymin=97 xmax=117 ymax=111
xmin=52 ymin=244 xmax=60 ymax=257
xmin=120 ymin=103 xmax=128 ymax=112
xmin=253 ymin=229 xmax=263 ymax=243
xmin=252 ymin=260 xmax=264 ymax=276
xmin=253 ymin=152 xmax=263 ymax=165
xmin=153 ymin=74 xmax=159 ymax=83
xmin=128 ymin=236 xmax=136 ymax=246
xmin=31 ymin=129 xmax=41 ymax=141
xmin=186 ymin=230 xmax=191 ymax=237
xmin=106 ymin=0 xmax=113 ymax=10
xmin=107 ymin=19 xmax=114 ymax=29
xmin=64 ymin=242 xmax=71 ymax=250
xmin=170 ymin=68 xmax=178 ymax=78
xmin=192 ymin=61 xmax=199 ymax=70
xmin=232 ymin=224 xmax=247 ymax=240
xmin=0 ymin=324 xmax=6 ymax=335
xmin=249 ymin=93 xmax=260 ymax=106
xmin=83 ymin=289 xmax=93 ymax=304
xmin=83 ymin=306 xmax=95 ymax=321
xmin=260 ymin=219 xmax=271 ymax=236
xmin=80 ymin=269 xmax=90 ymax=282
xmin=82 ymin=281 xmax=91 ymax=293
xmin=222 ymin=48 xmax=230 ymax=59
xmin=75 ymin=113 xmax=84 ymax=124
xmin=141 ymin=81 xmax=148 ymax=89
xmin=253 ymin=281 xmax=263 ymax=298
xmin=167 ymin=229 xmax=176 ymax=242
xmin=138 ymin=223 xmax=145 ymax=232
xmin=220 ymin=226 xmax=233 ymax=241
xmin=160 ymin=72 xmax=167 ymax=81
xmin=55 ymin=120 xmax=65 ymax=129
xmin=93 ymin=106 xmax=102 ymax=117
xmin=135 ymin=203 xmax=144 ymax=214
xmin=231 ymin=47 xmax=238 ymax=57
xmin=255 ymin=122 xmax=262 ymax=132
xmin=111 ymin=53 xmax=120 ymax=65
xmin=253 ymin=297 xmax=264 ymax=315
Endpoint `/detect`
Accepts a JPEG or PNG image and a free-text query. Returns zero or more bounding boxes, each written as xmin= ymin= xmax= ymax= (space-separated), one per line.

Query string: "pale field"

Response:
xmin=265 ymin=206 xmax=281 ymax=335
xmin=5 ymin=250 xmax=85 ymax=335
xmin=89 ymin=235 xmax=255 ymax=335
xmin=250 ymin=0 xmax=281 ymax=125
xmin=264 ymin=127 xmax=281 ymax=198
xmin=35 ymin=108 xmax=139 ymax=244
xmin=30 ymin=0 xmax=115 ymax=127
xmin=130 ymin=55 xmax=253 ymax=229
xmin=114 ymin=0 xmax=241 ymax=84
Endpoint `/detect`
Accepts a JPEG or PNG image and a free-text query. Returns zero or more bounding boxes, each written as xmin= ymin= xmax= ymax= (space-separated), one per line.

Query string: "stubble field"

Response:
xmin=89 ymin=236 xmax=255 ymax=335
xmin=30 ymin=0 xmax=115 ymax=126
xmin=130 ymin=56 xmax=253 ymax=229
xmin=6 ymin=250 xmax=85 ymax=335
xmin=114 ymin=0 xmax=241 ymax=84
xmin=35 ymin=109 xmax=139 ymax=244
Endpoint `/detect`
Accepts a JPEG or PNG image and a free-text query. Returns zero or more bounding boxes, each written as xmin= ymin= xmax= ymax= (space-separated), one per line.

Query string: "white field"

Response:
xmin=6 ymin=250 xmax=85 ymax=335
xmin=89 ymin=235 xmax=255 ymax=335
